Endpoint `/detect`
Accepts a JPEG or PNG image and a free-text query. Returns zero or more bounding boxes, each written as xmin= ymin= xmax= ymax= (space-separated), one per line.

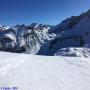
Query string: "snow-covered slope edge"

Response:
xmin=0 ymin=52 xmax=90 ymax=90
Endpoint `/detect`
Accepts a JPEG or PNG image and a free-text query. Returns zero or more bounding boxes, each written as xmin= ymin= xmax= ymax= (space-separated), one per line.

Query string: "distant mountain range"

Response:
xmin=0 ymin=9 xmax=90 ymax=56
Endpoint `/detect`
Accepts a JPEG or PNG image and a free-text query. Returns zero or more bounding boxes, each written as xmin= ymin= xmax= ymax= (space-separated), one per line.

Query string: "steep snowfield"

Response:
xmin=0 ymin=52 xmax=90 ymax=90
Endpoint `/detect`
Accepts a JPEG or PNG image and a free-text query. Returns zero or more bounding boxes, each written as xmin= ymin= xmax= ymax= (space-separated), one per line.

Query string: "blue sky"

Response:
xmin=0 ymin=0 xmax=90 ymax=26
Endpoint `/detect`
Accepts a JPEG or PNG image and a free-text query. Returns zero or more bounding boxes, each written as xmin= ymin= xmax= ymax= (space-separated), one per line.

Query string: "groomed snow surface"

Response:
xmin=0 ymin=52 xmax=90 ymax=90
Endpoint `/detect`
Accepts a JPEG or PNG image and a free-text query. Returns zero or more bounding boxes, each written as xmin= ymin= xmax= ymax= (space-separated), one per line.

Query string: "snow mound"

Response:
xmin=0 ymin=52 xmax=90 ymax=90
xmin=55 ymin=47 xmax=90 ymax=57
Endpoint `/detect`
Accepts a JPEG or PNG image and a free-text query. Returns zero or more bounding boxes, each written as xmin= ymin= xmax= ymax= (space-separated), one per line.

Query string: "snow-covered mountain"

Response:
xmin=47 ymin=9 xmax=90 ymax=55
xmin=0 ymin=24 xmax=54 ymax=54
xmin=1 ymin=9 xmax=90 ymax=56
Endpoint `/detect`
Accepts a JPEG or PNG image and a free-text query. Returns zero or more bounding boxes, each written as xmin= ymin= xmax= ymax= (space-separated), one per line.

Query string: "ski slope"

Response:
xmin=0 ymin=52 xmax=90 ymax=90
